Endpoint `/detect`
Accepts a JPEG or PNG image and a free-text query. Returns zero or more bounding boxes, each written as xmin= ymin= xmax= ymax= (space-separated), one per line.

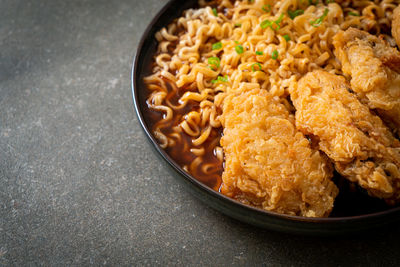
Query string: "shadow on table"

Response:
xmin=224 ymin=214 xmax=400 ymax=265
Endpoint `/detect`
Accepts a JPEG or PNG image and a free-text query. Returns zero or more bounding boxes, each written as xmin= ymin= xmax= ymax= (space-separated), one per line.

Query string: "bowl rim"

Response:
xmin=131 ymin=0 xmax=400 ymax=225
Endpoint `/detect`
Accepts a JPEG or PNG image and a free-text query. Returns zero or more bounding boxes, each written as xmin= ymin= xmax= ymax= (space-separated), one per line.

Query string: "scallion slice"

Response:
xmin=251 ymin=62 xmax=263 ymax=72
xmin=348 ymin=11 xmax=360 ymax=16
xmin=283 ymin=34 xmax=291 ymax=41
xmin=212 ymin=42 xmax=222 ymax=50
xmin=260 ymin=13 xmax=285 ymax=31
xmin=288 ymin=9 xmax=304 ymax=19
xmin=262 ymin=4 xmax=271 ymax=13
xmin=271 ymin=49 xmax=279 ymax=60
xmin=208 ymin=57 xmax=220 ymax=70
xmin=211 ymin=75 xmax=229 ymax=83
xmin=235 ymin=45 xmax=244 ymax=54
xmin=310 ymin=8 xmax=329 ymax=27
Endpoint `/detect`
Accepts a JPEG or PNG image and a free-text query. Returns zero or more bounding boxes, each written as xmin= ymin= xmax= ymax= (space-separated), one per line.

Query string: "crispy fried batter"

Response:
xmin=291 ymin=70 xmax=400 ymax=204
xmin=220 ymin=88 xmax=338 ymax=217
xmin=393 ymin=6 xmax=400 ymax=48
xmin=333 ymin=28 xmax=400 ymax=132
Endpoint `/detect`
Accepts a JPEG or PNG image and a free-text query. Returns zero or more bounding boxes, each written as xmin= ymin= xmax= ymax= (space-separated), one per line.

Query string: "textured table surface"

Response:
xmin=1 ymin=0 xmax=400 ymax=265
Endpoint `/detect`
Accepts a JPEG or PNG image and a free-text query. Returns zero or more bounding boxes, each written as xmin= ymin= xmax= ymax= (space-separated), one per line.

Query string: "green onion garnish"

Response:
xmin=283 ymin=34 xmax=291 ymax=41
xmin=234 ymin=23 xmax=242 ymax=27
xmin=271 ymin=49 xmax=279 ymax=60
xmin=251 ymin=62 xmax=263 ymax=72
xmin=288 ymin=9 xmax=304 ymax=19
xmin=235 ymin=45 xmax=244 ymax=54
xmin=256 ymin=51 xmax=264 ymax=55
xmin=211 ymin=75 xmax=229 ymax=83
xmin=212 ymin=8 xmax=218 ymax=16
xmin=260 ymin=20 xmax=272 ymax=29
xmin=348 ymin=11 xmax=360 ymax=16
xmin=310 ymin=8 xmax=329 ymax=27
xmin=208 ymin=57 xmax=220 ymax=70
xmin=262 ymin=4 xmax=271 ymax=13
xmin=260 ymin=13 xmax=284 ymax=31
xmin=275 ymin=13 xmax=285 ymax=23
xmin=212 ymin=42 xmax=222 ymax=50
xmin=308 ymin=0 xmax=319 ymax=5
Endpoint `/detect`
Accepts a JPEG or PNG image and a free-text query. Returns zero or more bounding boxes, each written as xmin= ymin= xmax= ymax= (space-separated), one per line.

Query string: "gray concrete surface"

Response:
xmin=1 ymin=0 xmax=400 ymax=265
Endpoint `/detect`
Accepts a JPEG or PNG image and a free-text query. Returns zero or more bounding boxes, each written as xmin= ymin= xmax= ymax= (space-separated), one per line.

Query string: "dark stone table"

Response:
xmin=1 ymin=0 xmax=400 ymax=265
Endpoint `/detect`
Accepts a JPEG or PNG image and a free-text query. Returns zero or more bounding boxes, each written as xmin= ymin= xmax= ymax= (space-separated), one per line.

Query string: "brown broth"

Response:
xmin=144 ymin=81 xmax=223 ymax=191
xmin=138 ymin=1 xmax=400 ymax=217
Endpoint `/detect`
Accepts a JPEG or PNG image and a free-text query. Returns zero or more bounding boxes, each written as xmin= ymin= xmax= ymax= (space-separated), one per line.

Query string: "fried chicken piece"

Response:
xmin=333 ymin=28 xmax=400 ymax=132
xmin=291 ymin=70 xmax=400 ymax=204
xmin=393 ymin=5 xmax=400 ymax=48
xmin=220 ymin=88 xmax=338 ymax=217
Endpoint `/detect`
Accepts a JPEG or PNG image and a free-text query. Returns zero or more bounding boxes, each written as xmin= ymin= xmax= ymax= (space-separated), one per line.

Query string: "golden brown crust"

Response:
xmin=291 ymin=70 xmax=400 ymax=204
xmin=220 ymin=88 xmax=338 ymax=217
xmin=393 ymin=5 xmax=400 ymax=48
xmin=333 ymin=28 xmax=400 ymax=132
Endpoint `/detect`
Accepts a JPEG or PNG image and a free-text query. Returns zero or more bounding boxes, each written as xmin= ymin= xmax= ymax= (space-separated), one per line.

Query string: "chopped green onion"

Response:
xmin=310 ymin=8 xmax=329 ymax=27
xmin=260 ymin=19 xmax=272 ymax=29
xmin=275 ymin=13 xmax=284 ymax=23
xmin=308 ymin=0 xmax=319 ymax=5
xmin=251 ymin=62 xmax=263 ymax=72
xmin=283 ymin=34 xmax=291 ymax=41
xmin=325 ymin=0 xmax=334 ymax=3
xmin=234 ymin=23 xmax=242 ymax=27
xmin=267 ymin=21 xmax=280 ymax=31
xmin=271 ymin=49 xmax=279 ymax=60
xmin=212 ymin=75 xmax=229 ymax=83
xmin=348 ymin=11 xmax=360 ymax=16
xmin=249 ymin=0 xmax=254 ymax=3
xmin=255 ymin=51 xmax=264 ymax=55
xmin=234 ymin=40 xmax=239 ymax=44
xmin=212 ymin=42 xmax=222 ymax=50
xmin=212 ymin=8 xmax=218 ymax=16
xmin=208 ymin=57 xmax=220 ymax=70
xmin=262 ymin=4 xmax=271 ymax=13
xmin=288 ymin=9 xmax=304 ymax=19
xmin=260 ymin=14 xmax=285 ymax=31
xmin=235 ymin=45 xmax=244 ymax=54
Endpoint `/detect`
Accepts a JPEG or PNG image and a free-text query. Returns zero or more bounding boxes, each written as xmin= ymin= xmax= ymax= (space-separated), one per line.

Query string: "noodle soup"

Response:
xmin=143 ymin=0 xmax=400 ymax=217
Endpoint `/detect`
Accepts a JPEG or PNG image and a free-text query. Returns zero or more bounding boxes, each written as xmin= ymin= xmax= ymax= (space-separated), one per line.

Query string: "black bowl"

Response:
xmin=131 ymin=0 xmax=400 ymax=235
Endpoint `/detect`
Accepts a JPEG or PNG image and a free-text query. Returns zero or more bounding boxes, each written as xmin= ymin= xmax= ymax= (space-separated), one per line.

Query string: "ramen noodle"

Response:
xmin=144 ymin=0 xmax=400 ymax=216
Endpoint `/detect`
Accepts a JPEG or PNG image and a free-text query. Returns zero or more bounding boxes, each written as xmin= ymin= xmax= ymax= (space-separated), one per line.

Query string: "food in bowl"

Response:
xmin=143 ymin=0 xmax=400 ymax=217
